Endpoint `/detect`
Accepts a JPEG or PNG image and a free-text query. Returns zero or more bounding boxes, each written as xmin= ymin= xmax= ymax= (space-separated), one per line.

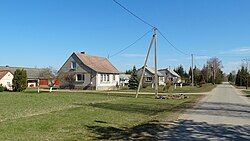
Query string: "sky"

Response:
xmin=0 ymin=0 xmax=250 ymax=74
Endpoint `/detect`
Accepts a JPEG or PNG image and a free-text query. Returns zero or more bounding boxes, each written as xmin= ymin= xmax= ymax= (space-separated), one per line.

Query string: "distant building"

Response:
xmin=58 ymin=52 xmax=120 ymax=90
xmin=0 ymin=70 xmax=13 ymax=90
xmin=158 ymin=68 xmax=181 ymax=84
xmin=137 ymin=66 xmax=165 ymax=87
xmin=0 ymin=66 xmax=59 ymax=88
xmin=119 ymin=73 xmax=131 ymax=86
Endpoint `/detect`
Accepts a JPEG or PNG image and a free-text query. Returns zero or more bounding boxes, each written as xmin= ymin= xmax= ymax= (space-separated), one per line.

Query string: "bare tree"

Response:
xmin=207 ymin=57 xmax=223 ymax=84
xmin=58 ymin=71 xmax=75 ymax=90
xmin=39 ymin=67 xmax=57 ymax=93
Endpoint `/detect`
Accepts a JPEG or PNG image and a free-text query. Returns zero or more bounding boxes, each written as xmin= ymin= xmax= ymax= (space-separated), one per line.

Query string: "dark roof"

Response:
xmin=75 ymin=53 xmax=119 ymax=74
xmin=0 ymin=66 xmax=47 ymax=79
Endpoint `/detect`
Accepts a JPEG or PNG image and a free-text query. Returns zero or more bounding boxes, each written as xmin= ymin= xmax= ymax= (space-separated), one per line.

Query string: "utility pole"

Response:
xmin=191 ymin=54 xmax=194 ymax=86
xmin=154 ymin=28 xmax=158 ymax=98
xmin=136 ymin=28 xmax=158 ymax=98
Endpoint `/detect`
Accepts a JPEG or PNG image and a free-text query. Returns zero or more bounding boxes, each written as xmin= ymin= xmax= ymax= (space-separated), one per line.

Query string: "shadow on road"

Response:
xmin=189 ymin=102 xmax=250 ymax=119
xmin=86 ymin=120 xmax=250 ymax=140
xmin=160 ymin=120 xmax=250 ymax=141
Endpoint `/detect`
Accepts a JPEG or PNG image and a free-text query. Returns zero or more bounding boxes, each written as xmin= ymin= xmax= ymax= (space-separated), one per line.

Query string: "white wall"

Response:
xmin=96 ymin=73 xmax=119 ymax=90
xmin=159 ymin=76 xmax=165 ymax=86
xmin=0 ymin=72 xmax=13 ymax=90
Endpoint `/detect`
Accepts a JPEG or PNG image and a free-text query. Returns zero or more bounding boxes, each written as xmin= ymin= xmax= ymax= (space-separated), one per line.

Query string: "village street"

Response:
xmin=160 ymin=83 xmax=250 ymax=140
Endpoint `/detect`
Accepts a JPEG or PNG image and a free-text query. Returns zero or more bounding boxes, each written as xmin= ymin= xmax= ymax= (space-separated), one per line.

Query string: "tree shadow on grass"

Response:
xmin=87 ymin=121 xmax=165 ymax=140
xmin=86 ymin=120 xmax=250 ymax=141
xmin=88 ymin=100 xmax=194 ymax=116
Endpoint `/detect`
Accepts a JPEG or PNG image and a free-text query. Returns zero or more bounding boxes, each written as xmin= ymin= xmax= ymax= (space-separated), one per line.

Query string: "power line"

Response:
xmin=109 ymin=28 xmax=153 ymax=58
xmin=158 ymin=30 xmax=190 ymax=56
xmin=112 ymin=0 xmax=155 ymax=28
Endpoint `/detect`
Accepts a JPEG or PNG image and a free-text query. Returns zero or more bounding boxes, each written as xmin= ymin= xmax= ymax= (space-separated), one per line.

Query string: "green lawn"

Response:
xmin=0 ymin=91 xmax=201 ymax=140
xmin=120 ymin=83 xmax=216 ymax=93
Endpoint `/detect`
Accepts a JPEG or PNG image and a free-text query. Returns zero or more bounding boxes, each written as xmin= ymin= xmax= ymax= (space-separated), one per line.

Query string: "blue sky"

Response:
xmin=0 ymin=0 xmax=250 ymax=73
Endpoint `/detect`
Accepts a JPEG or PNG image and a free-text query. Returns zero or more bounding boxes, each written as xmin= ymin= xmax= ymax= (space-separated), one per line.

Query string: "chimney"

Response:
xmin=81 ymin=51 xmax=86 ymax=54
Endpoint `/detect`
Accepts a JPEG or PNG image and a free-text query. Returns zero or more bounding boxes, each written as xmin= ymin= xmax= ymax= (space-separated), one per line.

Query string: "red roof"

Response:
xmin=75 ymin=53 xmax=119 ymax=74
xmin=0 ymin=70 xmax=10 ymax=80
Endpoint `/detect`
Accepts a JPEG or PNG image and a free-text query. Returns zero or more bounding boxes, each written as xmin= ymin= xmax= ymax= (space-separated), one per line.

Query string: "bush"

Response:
xmin=0 ymin=84 xmax=5 ymax=92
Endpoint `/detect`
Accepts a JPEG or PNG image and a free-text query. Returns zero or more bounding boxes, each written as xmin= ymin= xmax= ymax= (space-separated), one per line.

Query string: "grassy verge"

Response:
xmin=119 ymin=83 xmax=216 ymax=93
xmin=242 ymin=90 xmax=250 ymax=97
xmin=0 ymin=91 xmax=201 ymax=140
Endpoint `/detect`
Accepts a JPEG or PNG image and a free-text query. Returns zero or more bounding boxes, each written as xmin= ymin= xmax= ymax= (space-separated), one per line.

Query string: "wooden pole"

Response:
xmin=191 ymin=54 xmax=194 ymax=86
xmin=154 ymin=28 xmax=158 ymax=98
xmin=136 ymin=31 xmax=155 ymax=98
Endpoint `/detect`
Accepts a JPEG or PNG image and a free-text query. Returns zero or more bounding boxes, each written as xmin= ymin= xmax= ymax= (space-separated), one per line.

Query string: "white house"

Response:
xmin=0 ymin=70 xmax=13 ymax=90
xmin=137 ymin=67 xmax=165 ymax=87
xmin=158 ymin=68 xmax=181 ymax=84
xmin=119 ymin=73 xmax=131 ymax=86
xmin=58 ymin=52 xmax=120 ymax=90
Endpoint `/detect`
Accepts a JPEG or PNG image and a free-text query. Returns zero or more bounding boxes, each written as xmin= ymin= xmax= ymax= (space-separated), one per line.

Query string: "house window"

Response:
xmin=71 ymin=61 xmax=76 ymax=70
xmin=101 ymin=74 xmax=103 ymax=82
xmin=104 ymin=74 xmax=106 ymax=81
xmin=146 ymin=77 xmax=152 ymax=82
xmin=113 ymin=75 xmax=116 ymax=81
xmin=7 ymin=82 xmax=11 ymax=87
xmin=76 ymin=74 xmax=84 ymax=82
xmin=107 ymin=74 xmax=110 ymax=82
xmin=100 ymin=74 xmax=111 ymax=83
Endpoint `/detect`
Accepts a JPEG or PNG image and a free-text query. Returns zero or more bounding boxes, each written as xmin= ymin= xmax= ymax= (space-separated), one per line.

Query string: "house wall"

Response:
xmin=159 ymin=76 xmax=165 ymax=85
xmin=0 ymin=72 xmax=13 ymax=90
xmin=58 ymin=55 xmax=97 ymax=90
xmin=137 ymin=69 xmax=165 ymax=86
xmin=96 ymin=73 xmax=119 ymax=90
xmin=159 ymin=69 xmax=181 ymax=84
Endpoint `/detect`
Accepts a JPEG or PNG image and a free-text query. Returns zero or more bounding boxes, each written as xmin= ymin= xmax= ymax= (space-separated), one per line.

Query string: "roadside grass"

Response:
xmin=119 ymin=83 xmax=216 ymax=93
xmin=243 ymin=90 xmax=250 ymax=97
xmin=0 ymin=91 xmax=201 ymax=140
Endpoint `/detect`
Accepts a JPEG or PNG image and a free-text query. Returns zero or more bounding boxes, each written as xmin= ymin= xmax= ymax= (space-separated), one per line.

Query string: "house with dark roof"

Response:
xmin=58 ymin=52 xmax=120 ymax=90
xmin=158 ymin=68 xmax=181 ymax=84
xmin=137 ymin=66 xmax=165 ymax=87
xmin=0 ymin=66 xmax=59 ymax=88
xmin=0 ymin=70 xmax=13 ymax=90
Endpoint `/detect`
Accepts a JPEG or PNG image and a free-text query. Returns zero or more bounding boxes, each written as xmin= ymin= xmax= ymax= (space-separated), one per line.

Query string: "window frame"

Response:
xmin=76 ymin=74 xmax=85 ymax=82
xmin=71 ymin=61 xmax=77 ymax=70
xmin=146 ymin=77 xmax=152 ymax=82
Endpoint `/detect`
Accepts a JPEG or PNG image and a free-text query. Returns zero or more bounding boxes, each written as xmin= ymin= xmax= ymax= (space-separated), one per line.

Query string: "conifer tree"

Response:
xmin=12 ymin=69 xmax=27 ymax=92
xmin=128 ymin=66 xmax=139 ymax=89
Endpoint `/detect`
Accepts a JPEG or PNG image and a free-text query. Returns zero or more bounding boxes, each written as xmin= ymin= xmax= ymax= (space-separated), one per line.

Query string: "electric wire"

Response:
xmin=112 ymin=0 xmax=155 ymax=28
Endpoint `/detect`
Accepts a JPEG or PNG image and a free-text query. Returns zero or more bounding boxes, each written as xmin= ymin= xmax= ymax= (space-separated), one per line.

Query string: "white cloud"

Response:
xmin=222 ymin=61 xmax=242 ymax=74
xmin=194 ymin=56 xmax=210 ymax=60
xmin=219 ymin=47 xmax=250 ymax=55
xmin=164 ymin=59 xmax=179 ymax=62
xmin=121 ymin=53 xmax=146 ymax=58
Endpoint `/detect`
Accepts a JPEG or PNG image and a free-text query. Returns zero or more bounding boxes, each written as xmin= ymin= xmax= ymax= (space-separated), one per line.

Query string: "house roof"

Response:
xmin=75 ymin=53 xmax=119 ymax=74
xmin=0 ymin=66 xmax=47 ymax=79
xmin=0 ymin=70 xmax=10 ymax=80
xmin=168 ymin=69 xmax=181 ymax=78
xmin=159 ymin=68 xmax=181 ymax=78
xmin=139 ymin=66 xmax=164 ymax=76
xmin=119 ymin=73 xmax=131 ymax=80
